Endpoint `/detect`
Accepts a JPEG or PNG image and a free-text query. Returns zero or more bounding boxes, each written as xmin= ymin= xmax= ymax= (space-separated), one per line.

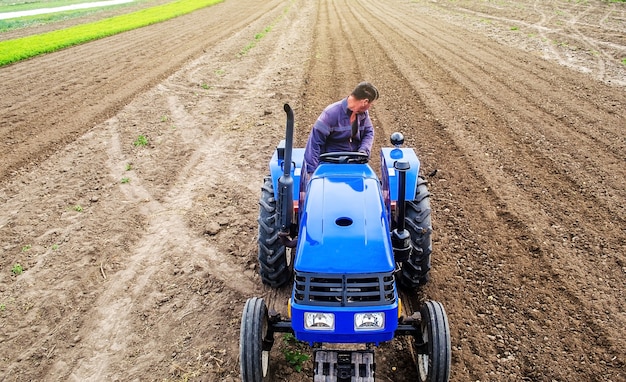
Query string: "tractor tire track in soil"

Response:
xmin=0 ymin=0 xmax=624 ymax=381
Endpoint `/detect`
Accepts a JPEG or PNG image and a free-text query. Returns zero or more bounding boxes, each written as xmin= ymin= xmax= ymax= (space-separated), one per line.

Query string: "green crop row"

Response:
xmin=0 ymin=0 xmax=223 ymax=66
xmin=0 ymin=0 xmax=151 ymax=32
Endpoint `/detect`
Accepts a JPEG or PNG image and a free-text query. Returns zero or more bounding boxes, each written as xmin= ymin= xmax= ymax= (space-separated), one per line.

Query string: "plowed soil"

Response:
xmin=0 ymin=0 xmax=624 ymax=381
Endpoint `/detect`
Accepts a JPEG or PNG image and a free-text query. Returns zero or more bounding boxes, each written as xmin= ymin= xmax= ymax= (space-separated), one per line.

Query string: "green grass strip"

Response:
xmin=0 ymin=0 xmax=156 ymax=32
xmin=0 ymin=0 xmax=223 ymax=66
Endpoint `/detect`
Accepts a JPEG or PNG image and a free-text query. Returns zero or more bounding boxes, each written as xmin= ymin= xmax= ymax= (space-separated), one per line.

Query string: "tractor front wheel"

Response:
xmin=240 ymin=297 xmax=273 ymax=382
xmin=415 ymin=301 xmax=451 ymax=382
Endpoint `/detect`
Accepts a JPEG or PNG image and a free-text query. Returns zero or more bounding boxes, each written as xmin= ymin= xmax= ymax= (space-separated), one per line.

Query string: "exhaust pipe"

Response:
xmin=278 ymin=104 xmax=296 ymax=247
xmin=392 ymin=159 xmax=412 ymax=262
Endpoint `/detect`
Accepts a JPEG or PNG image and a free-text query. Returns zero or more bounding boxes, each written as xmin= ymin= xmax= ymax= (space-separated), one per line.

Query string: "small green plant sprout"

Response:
xmin=73 ymin=205 xmax=83 ymax=212
xmin=11 ymin=264 xmax=23 ymax=275
xmin=214 ymin=69 xmax=225 ymax=76
xmin=240 ymin=42 xmax=255 ymax=56
xmin=121 ymin=177 xmax=130 ymax=184
xmin=239 ymin=21 xmax=278 ymax=56
xmin=200 ymin=83 xmax=211 ymax=89
xmin=282 ymin=333 xmax=310 ymax=372
xmin=125 ymin=163 xmax=132 ymax=171
xmin=51 ymin=244 xmax=59 ymax=250
xmin=21 ymin=245 xmax=31 ymax=252
xmin=133 ymin=135 xmax=148 ymax=147
xmin=283 ymin=332 xmax=296 ymax=343
xmin=160 ymin=115 xmax=169 ymax=122
xmin=283 ymin=348 xmax=309 ymax=372
xmin=621 ymin=58 xmax=626 ymax=66
xmin=510 ymin=26 xmax=519 ymax=31
xmin=0 ymin=303 xmax=6 ymax=311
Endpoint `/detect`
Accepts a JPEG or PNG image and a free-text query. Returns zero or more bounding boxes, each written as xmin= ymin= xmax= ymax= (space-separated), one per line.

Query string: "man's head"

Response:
xmin=352 ymin=82 xmax=379 ymax=102
xmin=348 ymin=82 xmax=379 ymax=114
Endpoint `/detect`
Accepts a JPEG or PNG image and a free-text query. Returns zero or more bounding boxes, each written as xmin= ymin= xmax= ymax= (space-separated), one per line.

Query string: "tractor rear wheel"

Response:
xmin=240 ymin=297 xmax=273 ymax=382
xmin=257 ymin=176 xmax=290 ymax=288
xmin=416 ymin=301 xmax=451 ymax=382
xmin=399 ymin=176 xmax=432 ymax=289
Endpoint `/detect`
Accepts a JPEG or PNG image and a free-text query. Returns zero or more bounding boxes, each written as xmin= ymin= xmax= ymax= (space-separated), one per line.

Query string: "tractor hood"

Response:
xmin=294 ymin=164 xmax=395 ymax=274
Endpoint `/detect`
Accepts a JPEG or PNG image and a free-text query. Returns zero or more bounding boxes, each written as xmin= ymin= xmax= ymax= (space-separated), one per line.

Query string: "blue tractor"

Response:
xmin=240 ymin=104 xmax=451 ymax=382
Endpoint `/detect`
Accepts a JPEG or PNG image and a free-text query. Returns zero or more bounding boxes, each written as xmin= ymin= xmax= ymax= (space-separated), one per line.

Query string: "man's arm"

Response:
xmin=304 ymin=119 xmax=330 ymax=171
xmin=358 ymin=116 xmax=375 ymax=156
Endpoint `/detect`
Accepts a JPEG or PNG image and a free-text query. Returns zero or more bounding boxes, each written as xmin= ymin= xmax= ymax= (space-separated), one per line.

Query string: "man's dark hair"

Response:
xmin=352 ymin=82 xmax=379 ymax=102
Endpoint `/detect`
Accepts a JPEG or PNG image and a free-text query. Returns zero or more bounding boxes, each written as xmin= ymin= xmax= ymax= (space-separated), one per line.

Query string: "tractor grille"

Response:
xmin=293 ymin=271 xmax=396 ymax=307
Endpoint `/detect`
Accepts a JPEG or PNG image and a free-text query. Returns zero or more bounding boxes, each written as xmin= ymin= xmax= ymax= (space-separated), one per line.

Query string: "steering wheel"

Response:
xmin=319 ymin=151 xmax=369 ymax=164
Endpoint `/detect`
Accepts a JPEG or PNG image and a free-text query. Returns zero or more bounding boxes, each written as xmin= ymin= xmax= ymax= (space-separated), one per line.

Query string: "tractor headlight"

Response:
xmin=304 ymin=312 xmax=335 ymax=330
xmin=354 ymin=312 xmax=385 ymax=331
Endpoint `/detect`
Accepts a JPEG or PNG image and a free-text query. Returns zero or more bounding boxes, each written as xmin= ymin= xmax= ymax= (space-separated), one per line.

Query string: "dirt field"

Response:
xmin=0 ymin=0 xmax=625 ymax=381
